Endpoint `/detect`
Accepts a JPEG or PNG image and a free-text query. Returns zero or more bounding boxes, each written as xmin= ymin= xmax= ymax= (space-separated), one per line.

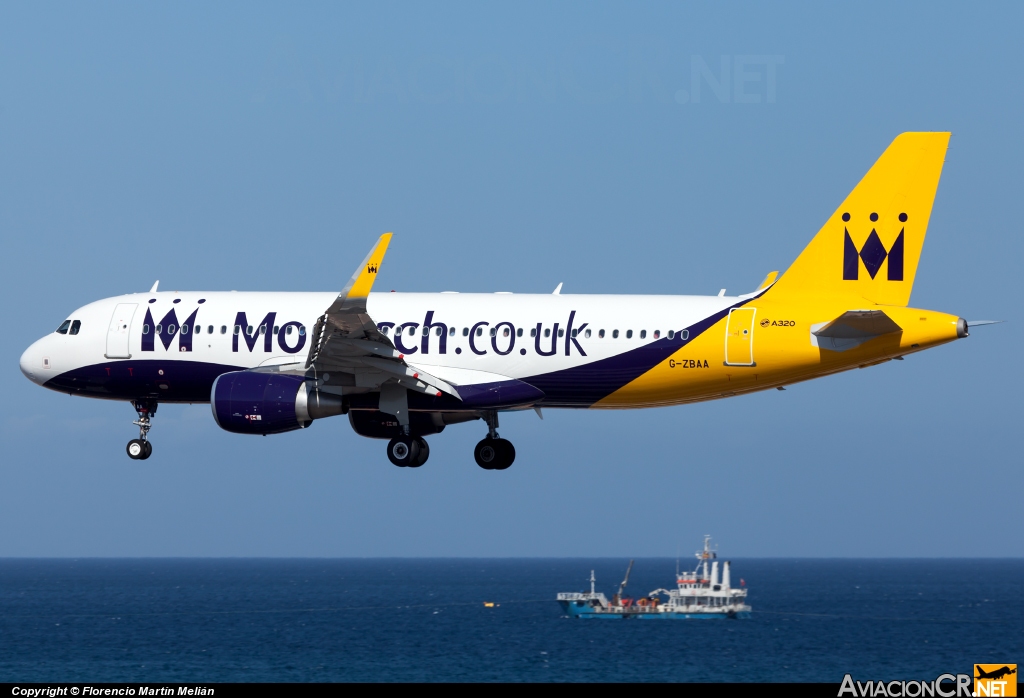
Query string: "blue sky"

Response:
xmin=1 ymin=2 xmax=1020 ymax=556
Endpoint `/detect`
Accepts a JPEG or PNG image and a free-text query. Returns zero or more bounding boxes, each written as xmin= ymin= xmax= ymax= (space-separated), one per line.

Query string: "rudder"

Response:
xmin=768 ymin=132 xmax=950 ymax=306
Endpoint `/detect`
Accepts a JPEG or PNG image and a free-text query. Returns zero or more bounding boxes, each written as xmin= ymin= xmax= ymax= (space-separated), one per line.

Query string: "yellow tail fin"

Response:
xmin=768 ymin=132 xmax=950 ymax=306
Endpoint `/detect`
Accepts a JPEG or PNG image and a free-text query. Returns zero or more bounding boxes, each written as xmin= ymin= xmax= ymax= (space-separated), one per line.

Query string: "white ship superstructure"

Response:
xmin=557 ymin=536 xmax=751 ymax=619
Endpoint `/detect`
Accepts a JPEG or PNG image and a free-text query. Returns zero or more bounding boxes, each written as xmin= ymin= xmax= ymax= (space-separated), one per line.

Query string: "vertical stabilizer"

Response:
xmin=768 ymin=132 xmax=950 ymax=306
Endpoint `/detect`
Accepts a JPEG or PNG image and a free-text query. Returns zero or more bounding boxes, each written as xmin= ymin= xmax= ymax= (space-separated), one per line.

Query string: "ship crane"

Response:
xmin=611 ymin=559 xmax=634 ymax=605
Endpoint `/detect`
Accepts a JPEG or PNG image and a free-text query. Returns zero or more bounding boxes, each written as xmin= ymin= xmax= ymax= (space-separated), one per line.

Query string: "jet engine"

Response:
xmin=211 ymin=371 xmax=343 ymax=435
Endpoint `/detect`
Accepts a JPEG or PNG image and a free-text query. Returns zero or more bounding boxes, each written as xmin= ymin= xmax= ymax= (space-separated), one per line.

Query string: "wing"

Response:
xmin=303 ymin=234 xmax=460 ymax=400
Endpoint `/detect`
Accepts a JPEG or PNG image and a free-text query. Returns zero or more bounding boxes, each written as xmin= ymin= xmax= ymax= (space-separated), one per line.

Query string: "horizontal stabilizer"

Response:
xmin=814 ymin=310 xmax=902 ymax=339
xmin=812 ymin=310 xmax=902 ymax=352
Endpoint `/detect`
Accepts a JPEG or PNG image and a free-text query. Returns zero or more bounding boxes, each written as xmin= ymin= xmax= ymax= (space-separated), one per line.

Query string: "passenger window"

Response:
xmin=408 ymin=326 xmax=416 ymax=336
xmin=516 ymin=328 xmax=523 ymax=337
xmin=259 ymin=325 xmax=266 ymax=335
xmin=168 ymin=325 xmax=177 ymax=334
xmin=503 ymin=327 xmax=510 ymax=337
xmin=653 ymin=330 xmax=660 ymax=339
xmin=544 ymin=328 xmax=550 ymax=338
xmin=585 ymin=329 xmax=591 ymax=338
xmin=299 ymin=326 xmax=306 ymax=336
xmin=222 ymin=326 xmax=228 ymax=334
xmin=142 ymin=324 xmax=150 ymax=335
xmin=273 ymin=325 xmax=280 ymax=334
xmin=181 ymin=324 xmax=188 ymax=334
xmin=69 ymin=320 xmax=81 ymax=335
xmin=640 ymin=330 xmax=646 ymax=339
xmin=681 ymin=329 xmax=689 ymax=340
xmin=476 ymin=327 xmax=483 ymax=337
xmin=668 ymin=330 xmax=675 ymax=339
xmin=233 ymin=325 xmax=240 ymax=335
xmin=287 ymin=325 xmax=294 ymax=335
xmin=489 ymin=327 xmax=496 ymax=337
xmin=246 ymin=326 xmax=253 ymax=335
xmin=558 ymin=329 xmax=564 ymax=338
xmin=462 ymin=327 xmax=469 ymax=337
xmin=195 ymin=325 xmax=201 ymax=334
xmin=626 ymin=330 xmax=633 ymax=339
xmin=156 ymin=324 xmax=163 ymax=334
xmin=449 ymin=327 xmax=456 ymax=336
xmin=571 ymin=329 xmax=578 ymax=338
xmin=56 ymin=320 xmax=71 ymax=334
xmin=422 ymin=327 xmax=429 ymax=336
xmin=530 ymin=328 xmax=537 ymax=338
xmin=208 ymin=325 xmax=214 ymax=334
xmin=599 ymin=329 xmax=605 ymax=338
xmin=612 ymin=330 xmax=619 ymax=339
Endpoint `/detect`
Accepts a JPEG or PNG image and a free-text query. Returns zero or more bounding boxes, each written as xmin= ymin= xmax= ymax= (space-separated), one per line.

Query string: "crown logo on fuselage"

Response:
xmin=842 ymin=211 xmax=907 ymax=281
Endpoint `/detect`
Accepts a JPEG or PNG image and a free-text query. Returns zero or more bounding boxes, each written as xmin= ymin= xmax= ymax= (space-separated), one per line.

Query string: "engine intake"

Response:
xmin=211 ymin=371 xmax=343 ymax=435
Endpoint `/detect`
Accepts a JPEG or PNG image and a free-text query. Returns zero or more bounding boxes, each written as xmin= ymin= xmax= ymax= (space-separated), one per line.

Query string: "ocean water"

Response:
xmin=0 ymin=559 xmax=1020 ymax=682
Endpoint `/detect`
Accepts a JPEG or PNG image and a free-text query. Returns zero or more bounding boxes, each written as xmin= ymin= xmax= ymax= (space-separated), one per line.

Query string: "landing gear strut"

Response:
xmin=475 ymin=411 xmax=515 ymax=470
xmin=387 ymin=434 xmax=429 ymax=468
xmin=127 ymin=400 xmax=157 ymax=460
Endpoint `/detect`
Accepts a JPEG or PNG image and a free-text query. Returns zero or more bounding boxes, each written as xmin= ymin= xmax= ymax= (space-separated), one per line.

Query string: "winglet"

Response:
xmin=340 ymin=233 xmax=392 ymax=303
xmin=552 ymin=282 xmax=563 ymax=295
xmin=756 ymin=271 xmax=778 ymax=291
xmin=149 ymin=280 xmax=159 ymax=293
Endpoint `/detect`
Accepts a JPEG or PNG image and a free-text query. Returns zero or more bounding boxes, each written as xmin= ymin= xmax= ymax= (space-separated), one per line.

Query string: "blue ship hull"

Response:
xmin=559 ymin=601 xmax=750 ymax=620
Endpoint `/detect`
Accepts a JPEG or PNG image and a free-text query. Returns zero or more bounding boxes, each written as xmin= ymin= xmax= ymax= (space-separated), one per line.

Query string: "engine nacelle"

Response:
xmin=211 ymin=371 xmax=343 ymax=435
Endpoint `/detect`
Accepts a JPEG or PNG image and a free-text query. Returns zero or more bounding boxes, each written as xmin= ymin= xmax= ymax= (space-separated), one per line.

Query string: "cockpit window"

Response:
xmin=69 ymin=320 xmax=81 ymax=335
xmin=56 ymin=320 xmax=71 ymax=334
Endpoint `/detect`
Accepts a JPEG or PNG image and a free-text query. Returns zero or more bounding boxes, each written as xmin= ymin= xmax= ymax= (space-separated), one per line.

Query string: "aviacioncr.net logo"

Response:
xmin=839 ymin=673 xmax=972 ymax=697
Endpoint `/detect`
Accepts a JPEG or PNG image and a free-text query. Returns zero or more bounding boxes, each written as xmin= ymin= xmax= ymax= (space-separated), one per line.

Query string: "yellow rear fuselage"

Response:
xmin=599 ymin=300 xmax=961 ymax=408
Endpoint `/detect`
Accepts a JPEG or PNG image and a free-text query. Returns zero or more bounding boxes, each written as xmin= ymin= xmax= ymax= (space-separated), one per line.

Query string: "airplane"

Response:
xmin=19 ymin=132 xmax=995 ymax=469
xmin=975 ymin=667 xmax=1017 ymax=681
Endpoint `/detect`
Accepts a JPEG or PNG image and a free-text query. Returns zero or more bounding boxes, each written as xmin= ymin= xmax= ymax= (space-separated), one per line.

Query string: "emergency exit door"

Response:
xmin=106 ymin=303 xmax=138 ymax=359
xmin=725 ymin=307 xmax=756 ymax=366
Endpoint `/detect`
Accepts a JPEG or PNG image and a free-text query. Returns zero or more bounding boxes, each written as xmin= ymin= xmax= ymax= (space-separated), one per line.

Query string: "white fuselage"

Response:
xmin=20 ymin=290 xmax=741 ymax=408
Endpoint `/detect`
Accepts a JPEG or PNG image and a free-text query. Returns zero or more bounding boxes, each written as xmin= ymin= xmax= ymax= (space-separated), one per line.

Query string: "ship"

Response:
xmin=557 ymin=536 xmax=751 ymax=619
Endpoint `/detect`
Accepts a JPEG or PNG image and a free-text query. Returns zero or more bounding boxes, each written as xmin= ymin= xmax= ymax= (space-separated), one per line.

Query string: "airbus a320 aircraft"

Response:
xmin=20 ymin=132 xmax=992 ymax=469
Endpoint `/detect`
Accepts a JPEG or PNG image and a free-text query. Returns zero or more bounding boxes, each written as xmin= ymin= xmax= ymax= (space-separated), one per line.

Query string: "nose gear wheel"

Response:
xmin=127 ymin=400 xmax=157 ymax=461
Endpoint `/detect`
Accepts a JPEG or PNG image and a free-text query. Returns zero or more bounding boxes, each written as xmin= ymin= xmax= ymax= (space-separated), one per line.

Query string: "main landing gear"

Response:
xmin=475 ymin=411 xmax=515 ymax=471
xmin=127 ymin=400 xmax=157 ymax=461
xmin=387 ymin=435 xmax=430 ymax=468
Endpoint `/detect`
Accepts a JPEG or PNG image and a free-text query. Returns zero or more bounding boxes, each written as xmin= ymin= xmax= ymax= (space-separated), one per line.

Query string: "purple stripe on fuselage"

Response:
xmin=43 ymin=360 xmax=246 ymax=403
xmin=523 ymin=300 xmax=748 ymax=407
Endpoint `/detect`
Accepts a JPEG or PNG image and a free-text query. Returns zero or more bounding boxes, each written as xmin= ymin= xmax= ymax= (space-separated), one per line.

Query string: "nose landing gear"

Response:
xmin=127 ymin=400 xmax=157 ymax=460
xmin=474 ymin=411 xmax=515 ymax=470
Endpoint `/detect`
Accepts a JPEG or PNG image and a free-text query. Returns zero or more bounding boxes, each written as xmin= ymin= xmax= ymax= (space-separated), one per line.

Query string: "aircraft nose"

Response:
xmin=19 ymin=338 xmax=47 ymax=385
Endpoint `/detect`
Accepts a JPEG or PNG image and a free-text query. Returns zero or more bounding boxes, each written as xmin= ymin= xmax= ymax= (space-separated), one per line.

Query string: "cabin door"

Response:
xmin=106 ymin=303 xmax=138 ymax=359
xmin=724 ymin=307 xmax=756 ymax=366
